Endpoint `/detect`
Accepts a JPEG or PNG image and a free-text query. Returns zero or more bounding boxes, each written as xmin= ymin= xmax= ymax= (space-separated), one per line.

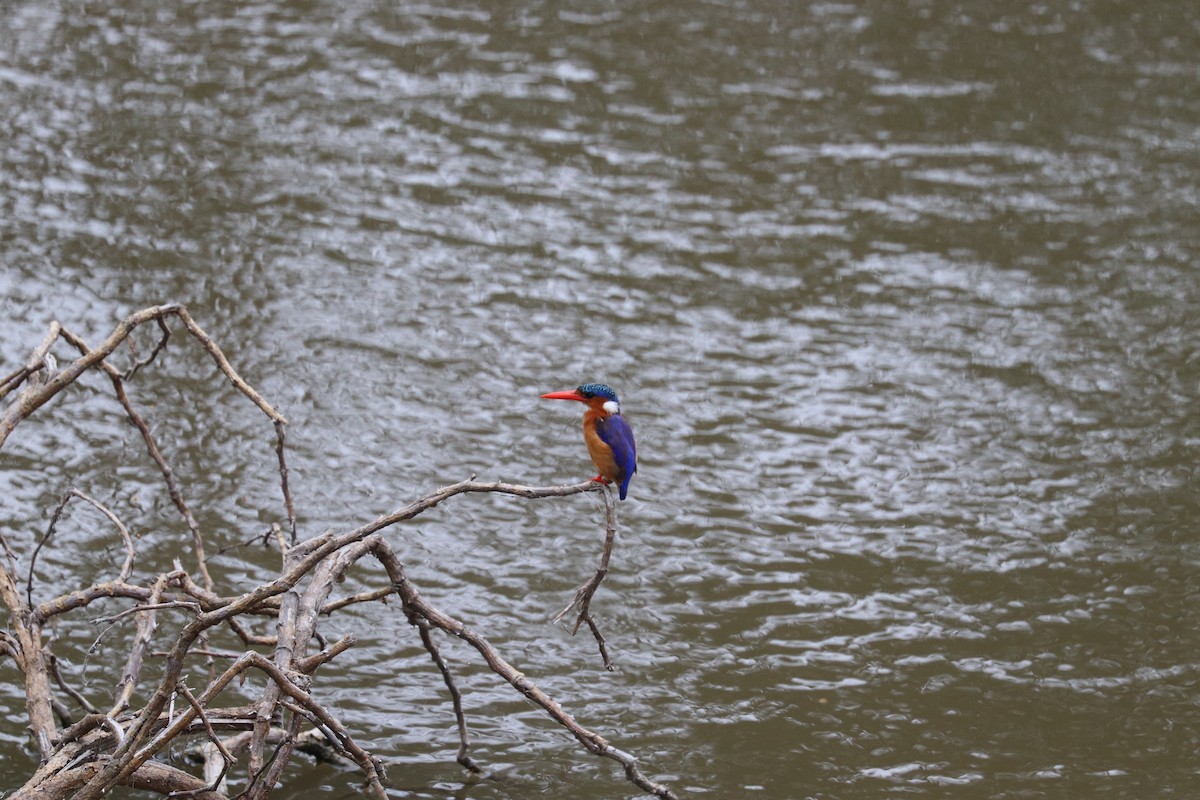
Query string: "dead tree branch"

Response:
xmin=555 ymin=482 xmax=620 ymax=669
xmin=0 ymin=305 xmax=681 ymax=800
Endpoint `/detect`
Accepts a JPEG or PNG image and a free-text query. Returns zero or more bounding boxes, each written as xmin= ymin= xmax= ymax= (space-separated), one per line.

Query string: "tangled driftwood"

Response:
xmin=0 ymin=304 xmax=679 ymax=800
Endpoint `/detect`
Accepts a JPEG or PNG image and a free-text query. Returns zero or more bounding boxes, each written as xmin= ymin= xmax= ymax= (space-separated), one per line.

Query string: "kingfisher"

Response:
xmin=539 ymin=382 xmax=637 ymax=500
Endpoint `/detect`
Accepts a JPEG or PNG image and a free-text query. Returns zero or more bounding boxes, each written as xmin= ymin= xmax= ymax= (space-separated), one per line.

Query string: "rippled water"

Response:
xmin=2 ymin=1 xmax=1199 ymax=798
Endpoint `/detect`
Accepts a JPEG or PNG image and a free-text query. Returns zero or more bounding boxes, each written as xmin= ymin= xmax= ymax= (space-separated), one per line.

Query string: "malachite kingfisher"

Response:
xmin=539 ymin=382 xmax=638 ymax=500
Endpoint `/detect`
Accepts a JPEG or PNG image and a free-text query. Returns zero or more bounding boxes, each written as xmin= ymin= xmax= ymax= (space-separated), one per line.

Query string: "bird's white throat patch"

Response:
xmin=603 ymin=400 xmax=620 ymax=415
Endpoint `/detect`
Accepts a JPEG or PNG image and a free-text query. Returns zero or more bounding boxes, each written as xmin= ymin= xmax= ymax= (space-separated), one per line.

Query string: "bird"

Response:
xmin=539 ymin=382 xmax=637 ymax=500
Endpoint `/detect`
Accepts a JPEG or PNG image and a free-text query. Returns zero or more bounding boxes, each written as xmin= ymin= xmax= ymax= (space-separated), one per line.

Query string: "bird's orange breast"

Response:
xmin=582 ymin=409 xmax=623 ymax=484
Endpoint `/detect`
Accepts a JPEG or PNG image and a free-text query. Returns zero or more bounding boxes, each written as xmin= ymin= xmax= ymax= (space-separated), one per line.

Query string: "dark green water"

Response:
xmin=2 ymin=1 xmax=1198 ymax=798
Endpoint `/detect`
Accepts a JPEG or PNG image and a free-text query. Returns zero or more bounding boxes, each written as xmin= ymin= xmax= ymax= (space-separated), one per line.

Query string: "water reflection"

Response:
xmin=2 ymin=1 xmax=1198 ymax=798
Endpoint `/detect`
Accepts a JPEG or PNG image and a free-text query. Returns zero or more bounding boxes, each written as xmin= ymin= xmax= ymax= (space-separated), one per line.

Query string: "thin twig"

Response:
xmin=28 ymin=491 xmax=74 ymax=610
xmin=172 ymin=683 xmax=235 ymax=798
xmin=554 ymin=484 xmax=619 ymax=669
xmin=273 ymin=420 xmax=297 ymax=545
xmin=60 ymin=329 xmax=214 ymax=591
xmin=92 ymin=600 xmax=201 ymax=626
xmin=70 ymin=490 xmax=137 ymax=583
xmin=583 ymin=616 xmax=613 ymax=672
xmin=27 ymin=489 xmax=138 ymax=611
xmin=122 ymin=317 xmax=171 ymax=380
xmin=415 ymin=617 xmax=481 ymax=772
xmin=48 ymin=654 xmax=98 ymax=715
xmin=320 ymin=586 xmax=393 ymax=614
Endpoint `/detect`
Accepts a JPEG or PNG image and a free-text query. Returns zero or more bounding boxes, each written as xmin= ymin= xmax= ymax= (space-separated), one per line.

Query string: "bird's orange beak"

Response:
xmin=539 ymin=389 xmax=585 ymax=402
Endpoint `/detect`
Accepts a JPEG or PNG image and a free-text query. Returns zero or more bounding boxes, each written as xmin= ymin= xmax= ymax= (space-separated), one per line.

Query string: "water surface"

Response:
xmin=2 ymin=2 xmax=1198 ymax=798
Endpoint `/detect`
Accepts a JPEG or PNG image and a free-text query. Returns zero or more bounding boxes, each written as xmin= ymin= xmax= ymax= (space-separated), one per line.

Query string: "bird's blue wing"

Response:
xmin=595 ymin=414 xmax=637 ymax=499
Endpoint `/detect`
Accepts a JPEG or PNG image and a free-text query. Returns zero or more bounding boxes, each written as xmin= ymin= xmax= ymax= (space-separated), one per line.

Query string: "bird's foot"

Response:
xmin=590 ymin=475 xmax=612 ymax=485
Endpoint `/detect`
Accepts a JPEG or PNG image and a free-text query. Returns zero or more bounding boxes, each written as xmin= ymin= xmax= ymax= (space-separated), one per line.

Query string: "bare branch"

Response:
xmin=415 ymin=616 xmax=481 ymax=772
xmin=320 ymin=586 xmax=393 ymax=614
xmin=226 ymin=616 xmax=278 ymax=647
xmin=36 ymin=581 xmax=162 ymax=623
xmin=555 ymin=484 xmax=619 ymax=669
xmin=122 ymin=315 xmax=172 ymax=380
xmin=124 ymin=761 xmax=230 ymax=800
xmin=29 ymin=489 xmax=138 ymax=611
xmin=369 ymin=535 xmax=679 ymax=800
xmin=0 ymin=320 xmax=61 ymax=399
xmin=294 ymin=634 xmax=356 ymax=674
xmin=0 ymin=304 xmax=181 ymax=448
xmin=0 ymin=551 xmax=59 ymax=758
xmin=48 ymin=654 xmax=98 ymax=715
xmin=110 ymin=573 xmax=175 ymax=716
xmin=54 ymin=712 xmax=107 ymax=746
xmin=1 ymin=307 xmax=682 ymax=800
xmin=27 ymin=491 xmax=73 ymax=610
xmin=173 ymin=307 xmax=287 ymax=425
xmin=60 ymin=328 xmax=215 ymax=590
xmin=174 ymin=683 xmax=236 ymax=798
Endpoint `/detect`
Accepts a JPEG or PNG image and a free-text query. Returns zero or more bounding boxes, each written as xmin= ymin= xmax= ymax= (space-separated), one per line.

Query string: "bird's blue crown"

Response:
xmin=577 ymin=383 xmax=618 ymax=402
